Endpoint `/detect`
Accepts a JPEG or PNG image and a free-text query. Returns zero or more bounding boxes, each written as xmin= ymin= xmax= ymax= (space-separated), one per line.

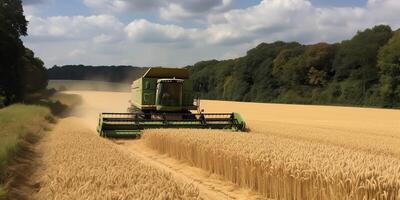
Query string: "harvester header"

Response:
xmin=97 ymin=67 xmax=246 ymax=138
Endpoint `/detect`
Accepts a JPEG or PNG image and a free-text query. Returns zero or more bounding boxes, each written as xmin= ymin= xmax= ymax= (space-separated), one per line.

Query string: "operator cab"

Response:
xmin=156 ymin=79 xmax=184 ymax=111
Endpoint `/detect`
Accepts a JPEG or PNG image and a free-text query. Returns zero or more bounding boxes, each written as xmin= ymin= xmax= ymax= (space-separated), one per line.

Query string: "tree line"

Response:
xmin=188 ymin=25 xmax=400 ymax=108
xmin=0 ymin=0 xmax=47 ymax=106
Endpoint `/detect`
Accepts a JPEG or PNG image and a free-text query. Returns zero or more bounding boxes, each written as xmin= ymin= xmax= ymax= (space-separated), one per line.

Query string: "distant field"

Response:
xmin=48 ymin=80 xmax=130 ymax=92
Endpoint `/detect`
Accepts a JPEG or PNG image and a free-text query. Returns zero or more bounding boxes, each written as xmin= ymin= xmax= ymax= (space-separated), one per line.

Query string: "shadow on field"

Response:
xmin=36 ymin=100 xmax=72 ymax=117
xmin=2 ymin=133 xmax=40 ymax=200
xmin=25 ymin=89 xmax=83 ymax=118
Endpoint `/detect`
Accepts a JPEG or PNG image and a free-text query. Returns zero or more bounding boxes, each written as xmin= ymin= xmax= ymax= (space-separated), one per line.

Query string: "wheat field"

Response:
xmin=144 ymin=129 xmax=400 ymax=200
xmin=33 ymin=117 xmax=201 ymax=200
xmin=142 ymin=101 xmax=400 ymax=200
xmin=58 ymin=91 xmax=400 ymax=199
xmin=202 ymin=100 xmax=400 ymax=159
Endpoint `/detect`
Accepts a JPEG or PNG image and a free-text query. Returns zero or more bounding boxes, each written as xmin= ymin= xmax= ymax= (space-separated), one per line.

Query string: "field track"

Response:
xmin=31 ymin=90 xmax=400 ymax=199
xmin=116 ymin=140 xmax=263 ymax=199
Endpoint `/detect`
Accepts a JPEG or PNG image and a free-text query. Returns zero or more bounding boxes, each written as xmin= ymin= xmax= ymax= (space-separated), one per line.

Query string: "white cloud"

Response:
xmin=201 ymin=0 xmax=400 ymax=45
xmin=124 ymin=19 xmax=193 ymax=44
xmin=93 ymin=34 xmax=118 ymax=44
xmin=202 ymin=0 xmax=317 ymax=45
xmin=83 ymin=0 xmax=233 ymax=21
xmin=159 ymin=4 xmax=194 ymax=21
xmin=27 ymin=15 xmax=124 ymax=41
xmin=68 ymin=49 xmax=86 ymax=58
xmin=83 ymin=0 xmax=158 ymax=12
xmin=366 ymin=0 xmax=400 ymax=25
xmin=160 ymin=0 xmax=232 ymax=21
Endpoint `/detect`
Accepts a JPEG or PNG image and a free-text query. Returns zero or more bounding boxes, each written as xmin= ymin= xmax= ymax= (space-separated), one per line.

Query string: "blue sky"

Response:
xmin=21 ymin=0 xmax=399 ymax=67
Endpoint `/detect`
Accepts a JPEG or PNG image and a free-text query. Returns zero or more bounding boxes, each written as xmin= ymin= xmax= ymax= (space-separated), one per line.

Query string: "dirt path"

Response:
xmin=115 ymin=139 xmax=264 ymax=200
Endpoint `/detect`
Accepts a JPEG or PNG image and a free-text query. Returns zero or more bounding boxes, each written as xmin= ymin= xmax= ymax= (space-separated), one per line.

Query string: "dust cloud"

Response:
xmin=65 ymin=91 xmax=131 ymax=131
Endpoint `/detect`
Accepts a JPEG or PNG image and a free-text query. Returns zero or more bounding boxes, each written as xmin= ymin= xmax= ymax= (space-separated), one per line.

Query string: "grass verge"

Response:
xmin=0 ymin=104 xmax=53 ymax=199
xmin=0 ymin=187 xmax=5 ymax=198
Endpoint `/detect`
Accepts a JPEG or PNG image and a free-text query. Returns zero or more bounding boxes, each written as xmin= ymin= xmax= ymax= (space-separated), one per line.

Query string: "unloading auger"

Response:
xmin=97 ymin=67 xmax=246 ymax=138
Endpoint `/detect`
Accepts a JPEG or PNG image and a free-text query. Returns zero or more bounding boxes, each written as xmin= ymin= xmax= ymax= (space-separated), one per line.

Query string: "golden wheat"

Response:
xmin=33 ymin=118 xmax=201 ymax=200
xmin=201 ymin=100 xmax=400 ymax=159
xmin=64 ymin=91 xmax=400 ymax=199
xmin=143 ymin=129 xmax=400 ymax=200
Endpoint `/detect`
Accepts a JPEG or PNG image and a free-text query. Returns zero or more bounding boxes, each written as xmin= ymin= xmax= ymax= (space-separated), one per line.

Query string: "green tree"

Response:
xmin=272 ymin=44 xmax=306 ymax=87
xmin=377 ymin=30 xmax=400 ymax=107
xmin=20 ymin=48 xmax=48 ymax=94
xmin=0 ymin=29 xmax=25 ymax=103
xmin=303 ymin=43 xmax=335 ymax=86
xmin=0 ymin=0 xmax=28 ymax=104
xmin=0 ymin=0 xmax=27 ymax=37
xmin=0 ymin=0 xmax=47 ymax=105
xmin=332 ymin=25 xmax=393 ymax=104
xmin=308 ymin=67 xmax=327 ymax=86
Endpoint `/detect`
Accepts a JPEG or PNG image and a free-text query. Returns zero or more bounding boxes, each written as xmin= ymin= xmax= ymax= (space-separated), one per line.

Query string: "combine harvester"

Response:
xmin=97 ymin=67 xmax=246 ymax=138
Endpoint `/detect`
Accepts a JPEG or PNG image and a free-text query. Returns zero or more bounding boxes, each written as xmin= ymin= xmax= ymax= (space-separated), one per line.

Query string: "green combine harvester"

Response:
xmin=97 ymin=67 xmax=246 ymax=138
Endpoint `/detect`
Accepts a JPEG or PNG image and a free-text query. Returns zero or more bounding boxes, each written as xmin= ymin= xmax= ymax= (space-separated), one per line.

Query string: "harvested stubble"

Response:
xmin=34 ymin=118 xmax=201 ymax=200
xmin=144 ymin=129 xmax=400 ymax=200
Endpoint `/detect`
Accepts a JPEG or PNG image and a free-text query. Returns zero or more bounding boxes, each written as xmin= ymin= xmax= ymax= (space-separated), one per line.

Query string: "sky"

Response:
xmin=21 ymin=0 xmax=400 ymax=68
